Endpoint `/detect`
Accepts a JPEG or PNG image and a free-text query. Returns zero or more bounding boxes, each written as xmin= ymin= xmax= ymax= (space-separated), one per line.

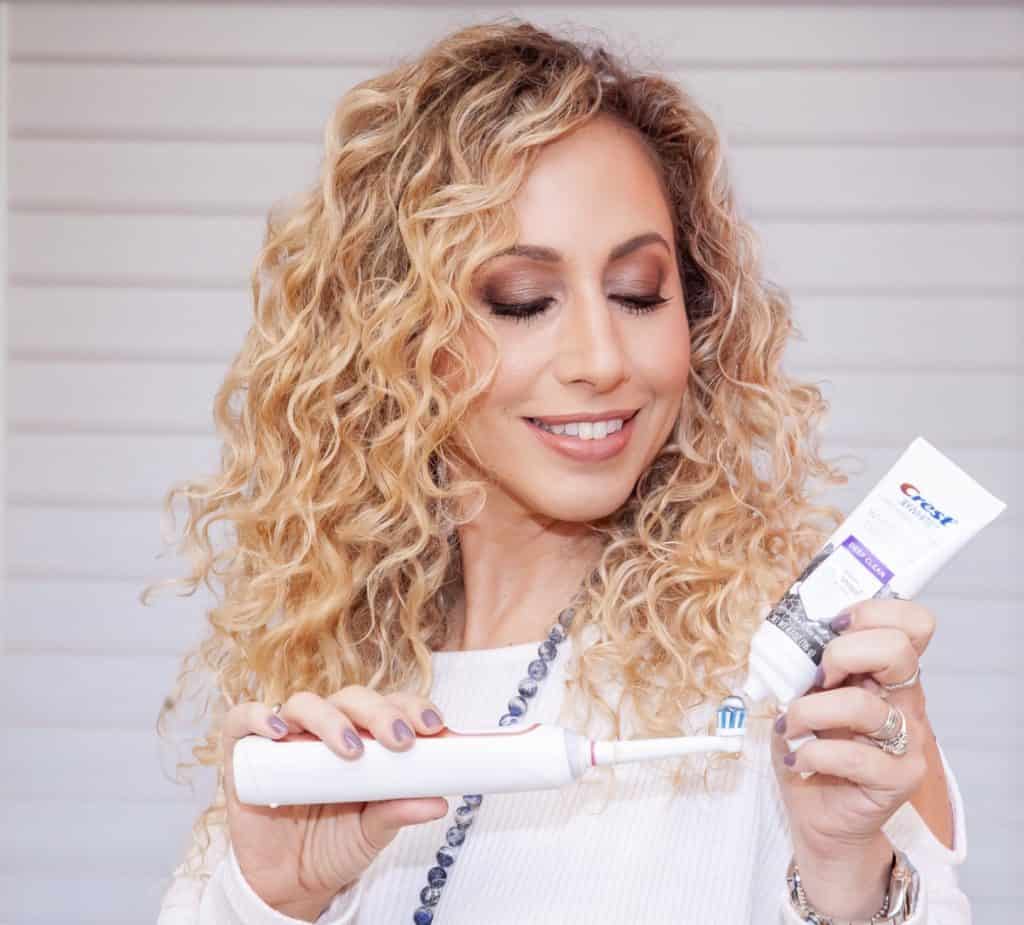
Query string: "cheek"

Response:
xmin=482 ymin=331 xmax=546 ymax=404
xmin=636 ymin=315 xmax=691 ymax=393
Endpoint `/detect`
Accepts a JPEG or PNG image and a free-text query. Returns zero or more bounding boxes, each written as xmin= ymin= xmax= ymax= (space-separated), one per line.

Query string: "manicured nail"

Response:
xmin=813 ymin=666 xmax=826 ymax=688
xmin=267 ymin=715 xmax=288 ymax=736
xmin=830 ymin=611 xmax=852 ymax=632
xmin=422 ymin=709 xmax=443 ymax=729
xmin=783 ymin=752 xmax=796 ymax=767
xmin=393 ymin=718 xmax=414 ymax=742
xmin=343 ymin=728 xmax=364 ymax=753
xmin=774 ymin=714 xmax=787 ymax=735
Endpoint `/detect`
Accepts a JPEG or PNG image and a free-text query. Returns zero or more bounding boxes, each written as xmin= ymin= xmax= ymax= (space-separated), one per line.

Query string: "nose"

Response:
xmin=552 ymin=286 xmax=630 ymax=391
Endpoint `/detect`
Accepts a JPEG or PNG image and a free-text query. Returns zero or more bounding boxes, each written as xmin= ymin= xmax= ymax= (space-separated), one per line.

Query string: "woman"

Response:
xmin=154 ymin=20 xmax=968 ymax=924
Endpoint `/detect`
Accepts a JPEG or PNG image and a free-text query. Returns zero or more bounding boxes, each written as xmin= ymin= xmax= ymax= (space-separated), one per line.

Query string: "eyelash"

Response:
xmin=487 ymin=295 xmax=670 ymax=325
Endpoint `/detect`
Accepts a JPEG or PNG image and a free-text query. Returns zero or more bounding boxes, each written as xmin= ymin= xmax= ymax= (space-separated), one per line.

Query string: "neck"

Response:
xmin=440 ymin=510 xmax=603 ymax=653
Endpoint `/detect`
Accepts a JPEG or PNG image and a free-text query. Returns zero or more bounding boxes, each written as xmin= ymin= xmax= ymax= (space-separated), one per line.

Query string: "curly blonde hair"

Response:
xmin=145 ymin=17 xmax=848 ymax=878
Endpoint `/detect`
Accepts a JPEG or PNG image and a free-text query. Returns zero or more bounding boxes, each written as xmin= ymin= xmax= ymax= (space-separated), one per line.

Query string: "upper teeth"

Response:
xmin=532 ymin=418 xmax=626 ymax=439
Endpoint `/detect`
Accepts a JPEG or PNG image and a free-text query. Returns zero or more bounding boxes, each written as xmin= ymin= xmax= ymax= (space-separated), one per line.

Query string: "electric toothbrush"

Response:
xmin=233 ymin=697 xmax=747 ymax=807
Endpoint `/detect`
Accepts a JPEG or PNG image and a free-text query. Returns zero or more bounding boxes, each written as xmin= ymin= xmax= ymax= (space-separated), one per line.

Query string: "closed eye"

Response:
xmin=487 ymin=294 xmax=670 ymax=325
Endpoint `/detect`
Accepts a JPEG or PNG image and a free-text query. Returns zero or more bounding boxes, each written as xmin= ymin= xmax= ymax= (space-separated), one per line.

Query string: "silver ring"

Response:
xmin=881 ymin=664 xmax=921 ymax=692
xmin=867 ymin=705 xmax=908 ymax=757
xmin=867 ymin=703 xmax=901 ymax=740
xmin=271 ymin=702 xmax=283 ymax=714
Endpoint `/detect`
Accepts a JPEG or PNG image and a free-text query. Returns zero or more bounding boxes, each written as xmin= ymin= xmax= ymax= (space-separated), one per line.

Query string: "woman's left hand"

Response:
xmin=769 ymin=598 xmax=937 ymax=918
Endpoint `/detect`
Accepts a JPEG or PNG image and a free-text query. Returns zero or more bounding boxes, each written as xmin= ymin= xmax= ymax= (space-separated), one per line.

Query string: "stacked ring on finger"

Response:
xmin=271 ymin=702 xmax=283 ymax=714
xmin=881 ymin=663 xmax=922 ymax=692
xmin=866 ymin=703 xmax=909 ymax=757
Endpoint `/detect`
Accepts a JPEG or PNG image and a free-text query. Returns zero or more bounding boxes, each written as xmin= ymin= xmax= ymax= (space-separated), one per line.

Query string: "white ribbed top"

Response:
xmin=157 ymin=635 xmax=970 ymax=924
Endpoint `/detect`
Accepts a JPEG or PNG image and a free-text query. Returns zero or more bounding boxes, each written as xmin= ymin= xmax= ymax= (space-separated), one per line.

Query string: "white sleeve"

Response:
xmin=156 ymin=818 xmax=363 ymax=924
xmin=761 ymin=740 xmax=971 ymax=924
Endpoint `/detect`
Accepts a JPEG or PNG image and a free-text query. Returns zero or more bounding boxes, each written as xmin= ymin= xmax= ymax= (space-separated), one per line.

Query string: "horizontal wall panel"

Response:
xmin=10 ymin=286 xmax=1021 ymax=371
xmin=731 ymin=145 xmax=1023 ymax=217
xmin=876 ymin=595 xmax=1022 ymax=676
xmin=11 ymin=63 xmax=1022 ymax=142
xmin=9 ymin=214 xmax=262 ymax=285
xmin=7 ymin=435 xmax=224 ymax=506
xmin=9 ymin=360 xmax=225 ymax=431
xmin=9 ymin=139 xmax=320 ymax=215
xmin=0 ymin=875 xmax=185 ymax=925
xmin=11 ymin=213 xmax=1022 ymax=291
xmin=917 ymin=673 xmax=1022 ymax=750
xmin=3 ymin=653 xmax=184 ymax=728
xmin=970 ymin=900 xmax=1024 ymax=920
xmin=5 ymin=575 xmax=1020 ymax=675
xmin=7 ymin=433 xmax=224 ymax=504
xmin=2 ymin=801 xmax=204 ymax=876
xmin=816 ymin=446 xmax=1020 ymax=522
xmin=785 ymin=297 xmax=1021 ymax=370
xmin=10 ymin=362 xmax=1021 ymax=446
xmin=9 ymin=506 xmax=1018 ymax=592
xmin=10 ymin=140 xmax=1023 ymax=216
xmin=9 ymin=285 xmax=251 ymax=360
xmin=12 ymin=6 xmax=1024 ymax=64
xmin=3 ymin=726 xmax=1013 ymax=812
xmin=760 ymin=220 xmax=1022 ymax=292
xmin=4 ymin=577 xmax=213 ymax=653
xmin=810 ymin=373 xmax=1021 ymax=446
xmin=2 ymin=744 xmax=1016 ymax=877
xmin=8 ymin=435 xmax=1020 ymax=518
xmin=7 ymin=506 xmax=232 ymax=580
xmin=4 ymin=651 xmax=1018 ymax=741
xmin=0 ymin=728 xmax=218 ymax=803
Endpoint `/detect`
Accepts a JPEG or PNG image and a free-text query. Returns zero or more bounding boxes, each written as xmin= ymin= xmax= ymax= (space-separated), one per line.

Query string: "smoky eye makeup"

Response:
xmin=478 ymin=257 xmax=673 ymax=324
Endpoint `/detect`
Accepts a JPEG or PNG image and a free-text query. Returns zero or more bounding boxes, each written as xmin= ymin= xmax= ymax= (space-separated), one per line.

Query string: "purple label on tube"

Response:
xmin=841 ymin=535 xmax=893 ymax=585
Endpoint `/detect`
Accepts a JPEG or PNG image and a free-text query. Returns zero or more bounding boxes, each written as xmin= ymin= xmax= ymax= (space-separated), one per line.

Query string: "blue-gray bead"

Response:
xmin=420 ymin=885 xmax=443 ymax=906
xmin=414 ymin=907 xmax=434 ymax=925
xmin=518 ymin=677 xmax=538 ymax=698
xmin=427 ymin=866 xmax=447 ymax=887
xmin=507 ymin=695 xmax=527 ymax=716
xmin=538 ymin=639 xmax=557 ymax=661
xmin=437 ymin=845 xmax=459 ymax=867
xmin=558 ymin=606 xmax=575 ymax=628
xmin=446 ymin=826 xmax=466 ymax=847
xmin=454 ymin=804 xmax=475 ymax=828
xmin=549 ymin=623 xmax=566 ymax=643
xmin=462 ymin=794 xmax=483 ymax=807
xmin=528 ymin=658 xmax=548 ymax=680
xmin=498 ymin=712 xmax=517 ymax=726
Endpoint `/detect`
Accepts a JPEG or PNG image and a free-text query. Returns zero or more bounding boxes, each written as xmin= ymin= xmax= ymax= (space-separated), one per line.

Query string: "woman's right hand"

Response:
xmin=221 ymin=685 xmax=450 ymax=921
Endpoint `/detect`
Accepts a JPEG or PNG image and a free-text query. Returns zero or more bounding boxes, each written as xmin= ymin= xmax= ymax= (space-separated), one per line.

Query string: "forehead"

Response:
xmin=507 ymin=114 xmax=675 ymax=258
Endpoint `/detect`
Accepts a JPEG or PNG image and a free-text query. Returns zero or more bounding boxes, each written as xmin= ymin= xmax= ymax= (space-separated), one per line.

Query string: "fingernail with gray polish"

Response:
xmin=774 ymin=714 xmax=786 ymax=735
xmin=783 ymin=752 xmax=796 ymax=767
xmin=393 ymin=718 xmax=414 ymax=742
xmin=830 ymin=611 xmax=852 ymax=632
xmin=422 ymin=709 xmax=443 ymax=729
xmin=813 ymin=666 xmax=826 ymax=688
xmin=267 ymin=715 xmax=288 ymax=736
xmin=343 ymin=728 xmax=364 ymax=753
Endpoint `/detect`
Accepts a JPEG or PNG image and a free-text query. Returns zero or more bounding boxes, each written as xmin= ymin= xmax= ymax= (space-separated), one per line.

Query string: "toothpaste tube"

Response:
xmin=741 ymin=436 xmax=1006 ymax=709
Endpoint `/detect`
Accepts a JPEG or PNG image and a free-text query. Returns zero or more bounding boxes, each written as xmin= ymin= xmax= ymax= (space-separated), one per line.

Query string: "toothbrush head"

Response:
xmin=716 ymin=696 xmax=747 ymax=737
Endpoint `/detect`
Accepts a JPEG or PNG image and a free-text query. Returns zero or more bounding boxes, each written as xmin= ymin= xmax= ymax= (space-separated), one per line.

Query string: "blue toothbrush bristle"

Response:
xmin=716 ymin=696 xmax=747 ymax=736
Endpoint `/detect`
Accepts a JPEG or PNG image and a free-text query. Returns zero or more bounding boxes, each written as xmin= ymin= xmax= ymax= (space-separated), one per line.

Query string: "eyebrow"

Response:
xmin=490 ymin=231 xmax=672 ymax=264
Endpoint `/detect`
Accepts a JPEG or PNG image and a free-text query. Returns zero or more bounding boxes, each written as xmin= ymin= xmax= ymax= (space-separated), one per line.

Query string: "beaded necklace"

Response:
xmin=410 ymin=594 xmax=582 ymax=924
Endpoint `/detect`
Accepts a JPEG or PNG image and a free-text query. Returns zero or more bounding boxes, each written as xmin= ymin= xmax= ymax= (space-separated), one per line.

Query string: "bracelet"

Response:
xmin=786 ymin=848 xmax=920 ymax=925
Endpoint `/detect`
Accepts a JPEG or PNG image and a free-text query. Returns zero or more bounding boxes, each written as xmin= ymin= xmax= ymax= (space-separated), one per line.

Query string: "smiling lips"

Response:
xmin=523 ymin=409 xmax=640 ymax=462
xmin=527 ymin=408 xmax=641 ymax=426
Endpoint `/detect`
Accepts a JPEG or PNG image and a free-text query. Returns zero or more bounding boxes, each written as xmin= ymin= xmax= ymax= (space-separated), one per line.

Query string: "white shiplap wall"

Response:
xmin=3 ymin=4 xmax=1021 ymax=922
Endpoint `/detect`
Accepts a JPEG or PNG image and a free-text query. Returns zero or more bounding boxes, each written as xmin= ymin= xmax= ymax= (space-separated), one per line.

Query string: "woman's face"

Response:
xmin=459 ymin=113 xmax=691 ymax=523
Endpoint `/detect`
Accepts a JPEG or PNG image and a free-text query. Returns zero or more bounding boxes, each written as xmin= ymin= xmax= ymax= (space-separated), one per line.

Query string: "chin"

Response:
xmin=520 ymin=481 xmax=637 ymax=523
